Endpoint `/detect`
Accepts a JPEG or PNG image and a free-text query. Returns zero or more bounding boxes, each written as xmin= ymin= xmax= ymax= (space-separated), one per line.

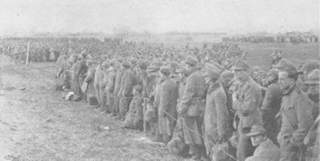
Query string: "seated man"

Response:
xmin=245 ymin=125 xmax=280 ymax=161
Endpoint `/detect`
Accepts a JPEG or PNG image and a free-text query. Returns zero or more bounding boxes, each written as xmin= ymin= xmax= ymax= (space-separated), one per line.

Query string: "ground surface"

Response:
xmin=0 ymin=57 xmax=182 ymax=161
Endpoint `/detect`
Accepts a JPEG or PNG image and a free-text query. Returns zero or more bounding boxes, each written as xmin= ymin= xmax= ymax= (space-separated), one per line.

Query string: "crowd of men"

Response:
xmin=50 ymin=39 xmax=319 ymax=161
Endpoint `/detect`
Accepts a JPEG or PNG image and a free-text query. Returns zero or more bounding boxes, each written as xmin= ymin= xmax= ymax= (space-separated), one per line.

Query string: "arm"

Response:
xmin=178 ymin=77 xmax=195 ymax=115
xmin=215 ymin=91 xmax=231 ymax=140
xmin=291 ymin=95 xmax=314 ymax=146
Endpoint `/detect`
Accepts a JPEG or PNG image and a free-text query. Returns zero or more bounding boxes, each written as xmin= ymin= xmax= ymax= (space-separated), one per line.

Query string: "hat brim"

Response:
xmin=305 ymin=80 xmax=320 ymax=85
xmin=247 ymin=131 xmax=264 ymax=137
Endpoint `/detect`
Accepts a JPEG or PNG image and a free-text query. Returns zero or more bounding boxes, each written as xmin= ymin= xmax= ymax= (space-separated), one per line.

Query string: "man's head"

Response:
xmin=263 ymin=69 xmax=278 ymax=86
xmin=184 ymin=56 xmax=198 ymax=73
xmin=220 ymin=71 xmax=234 ymax=88
xmin=305 ymin=69 xmax=320 ymax=95
xmin=300 ymin=61 xmax=319 ymax=81
xmin=247 ymin=125 xmax=267 ymax=147
xmin=160 ymin=66 xmax=171 ymax=78
xmin=233 ymin=61 xmax=250 ymax=83
xmin=278 ymin=62 xmax=299 ymax=95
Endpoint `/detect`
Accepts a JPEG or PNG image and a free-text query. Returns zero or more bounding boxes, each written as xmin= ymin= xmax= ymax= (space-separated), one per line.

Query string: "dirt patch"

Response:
xmin=0 ymin=63 xmax=183 ymax=161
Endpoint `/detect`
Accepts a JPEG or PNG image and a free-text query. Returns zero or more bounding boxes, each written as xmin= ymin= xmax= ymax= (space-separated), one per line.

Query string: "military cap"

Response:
xmin=86 ymin=59 xmax=95 ymax=66
xmin=220 ymin=70 xmax=234 ymax=81
xmin=176 ymin=67 xmax=188 ymax=75
xmin=147 ymin=64 xmax=160 ymax=73
xmin=139 ymin=61 xmax=148 ymax=70
xmin=133 ymin=84 xmax=143 ymax=93
xmin=277 ymin=60 xmax=298 ymax=77
xmin=267 ymin=69 xmax=279 ymax=80
xmin=247 ymin=125 xmax=266 ymax=137
xmin=305 ymin=69 xmax=320 ymax=85
xmin=102 ymin=61 xmax=109 ymax=68
xmin=122 ymin=61 xmax=131 ymax=68
xmin=273 ymin=58 xmax=293 ymax=70
xmin=206 ymin=69 xmax=220 ymax=81
xmin=160 ymin=66 xmax=171 ymax=76
xmin=300 ymin=61 xmax=319 ymax=74
xmin=185 ymin=56 xmax=198 ymax=66
xmin=232 ymin=60 xmax=250 ymax=71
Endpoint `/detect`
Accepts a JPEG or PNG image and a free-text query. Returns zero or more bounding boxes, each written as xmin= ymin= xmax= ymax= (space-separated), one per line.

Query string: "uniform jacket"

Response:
xmin=277 ymin=86 xmax=314 ymax=147
xmin=84 ymin=67 xmax=96 ymax=97
xmin=119 ymin=69 xmax=137 ymax=97
xmin=233 ymin=78 xmax=263 ymax=128
xmin=204 ymin=83 xmax=234 ymax=142
xmin=158 ymin=78 xmax=179 ymax=135
xmin=179 ymin=70 xmax=206 ymax=117
xmin=106 ymin=68 xmax=116 ymax=93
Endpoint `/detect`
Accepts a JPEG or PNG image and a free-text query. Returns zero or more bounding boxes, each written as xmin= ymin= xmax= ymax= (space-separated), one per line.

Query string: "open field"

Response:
xmin=239 ymin=43 xmax=319 ymax=69
xmin=0 ymin=59 xmax=183 ymax=161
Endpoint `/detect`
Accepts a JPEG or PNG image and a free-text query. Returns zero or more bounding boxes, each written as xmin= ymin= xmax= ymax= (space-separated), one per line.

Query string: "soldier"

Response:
xmin=70 ymin=54 xmax=88 ymax=101
xmin=277 ymin=61 xmax=314 ymax=161
xmin=303 ymin=69 xmax=320 ymax=161
xmin=94 ymin=61 xmax=108 ymax=110
xmin=157 ymin=66 xmax=179 ymax=143
xmin=167 ymin=67 xmax=189 ymax=156
xmin=298 ymin=61 xmax=319 ymax=92
xmin=83 ymin=59 xmax=97 ymax=105
xmin=261 ymin=69 xmax=282 ymax=145
xmin=143 ymin=63 xmax=160 ymax=138
xmin=305 ymin=69 xmax=320 ymax=118
xmin=204 ymin=70 xmax=235 ymax=161
xmin=177 ymin=56 xmax=206 ymax=160
xmin=105 ymin=62 xmax=116 ymax=113
xmin=118 ymin=61 xmax=138 ymax=120
xmin=112 ymin=60 xmax=124 ymax=116
xmin=123 ymin=84 xmax=144 ymax=130
xmin=232 ymin=61 xmax=263 ymax=161
xmin=245 ymin=125 xmax=280 ymax=161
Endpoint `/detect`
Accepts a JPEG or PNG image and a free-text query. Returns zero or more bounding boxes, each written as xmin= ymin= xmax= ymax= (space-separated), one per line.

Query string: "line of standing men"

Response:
xmin=56 ymin=49 xmax=319 ymax=161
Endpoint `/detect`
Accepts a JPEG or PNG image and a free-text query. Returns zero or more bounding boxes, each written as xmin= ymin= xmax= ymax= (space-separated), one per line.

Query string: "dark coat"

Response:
xmin=179 ymin=70 xmax=206 ymax=145
xmin=204 ymin=83 xmax=234 ymax=156
xmin=277 ymin=87 xmax=314 ymax=147
xmin=261 ymin=82 xmax=281 ymax=144
xmin=158 ymin=78 xmax=179 ymax=137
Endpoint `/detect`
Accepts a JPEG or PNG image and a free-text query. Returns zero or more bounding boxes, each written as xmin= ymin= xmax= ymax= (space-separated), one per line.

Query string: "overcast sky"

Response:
xmin=0 ymin=0 xmax=318 ymax=34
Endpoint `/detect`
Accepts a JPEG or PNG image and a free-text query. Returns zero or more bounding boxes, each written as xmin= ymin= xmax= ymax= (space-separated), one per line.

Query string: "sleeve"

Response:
xmin=261 ymin=87 xmax=272 ymax=125
xmin=178 ymin=77 xmax=195 ymax=114
xmin=215 ymin=92 xmax=231 ymax=140
xmin=123 ymin=73 xmax=137 ymax=97
xmin=261 ymin=87 xmax=272 ymax=111
xmin=84 ymin=69 xmax=95 ymax=83
xmin=291 ymin=95 xmax=314 ymax=146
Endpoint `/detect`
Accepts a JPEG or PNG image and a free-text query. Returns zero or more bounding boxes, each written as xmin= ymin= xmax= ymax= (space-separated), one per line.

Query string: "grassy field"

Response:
xmin=239 ymin=43 xmax=319 ymax=69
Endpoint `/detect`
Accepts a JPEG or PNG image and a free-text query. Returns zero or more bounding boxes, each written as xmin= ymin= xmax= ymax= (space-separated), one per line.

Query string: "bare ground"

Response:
xmin=0 ymin=59 xmax=184 ymax=161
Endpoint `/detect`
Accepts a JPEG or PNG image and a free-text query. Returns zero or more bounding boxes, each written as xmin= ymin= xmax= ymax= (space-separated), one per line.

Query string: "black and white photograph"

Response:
xmin=0 ymin=0 xmax=319 ymax=161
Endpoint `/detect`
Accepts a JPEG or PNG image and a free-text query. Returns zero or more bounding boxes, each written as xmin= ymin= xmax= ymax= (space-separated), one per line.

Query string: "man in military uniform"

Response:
xmin=157 ymin=66 xmax=179 ymax=143
xmin=232 ymin=61 xmax=263 ymax=161
xmin=245 ymin=125 xmax=280 ymax=161
xmin=277 ymin=61 xmax=314 ymax=161
xmin=204 ymin=70 xmax=235 ymax=161
xmin=261 ymin=69 xmax=282 ymax=145
xmin=118 ymin=61 xmax=138 ymax=120
xmin=178 ymin=56 xmax=206 ymax=160
xmin=112 ymin=60 xmax=124 ymax=116
xmin=303 ymin=69 xmax=320 ymax=161
xmin=70 ymin=54 xmax=88 ymax=101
